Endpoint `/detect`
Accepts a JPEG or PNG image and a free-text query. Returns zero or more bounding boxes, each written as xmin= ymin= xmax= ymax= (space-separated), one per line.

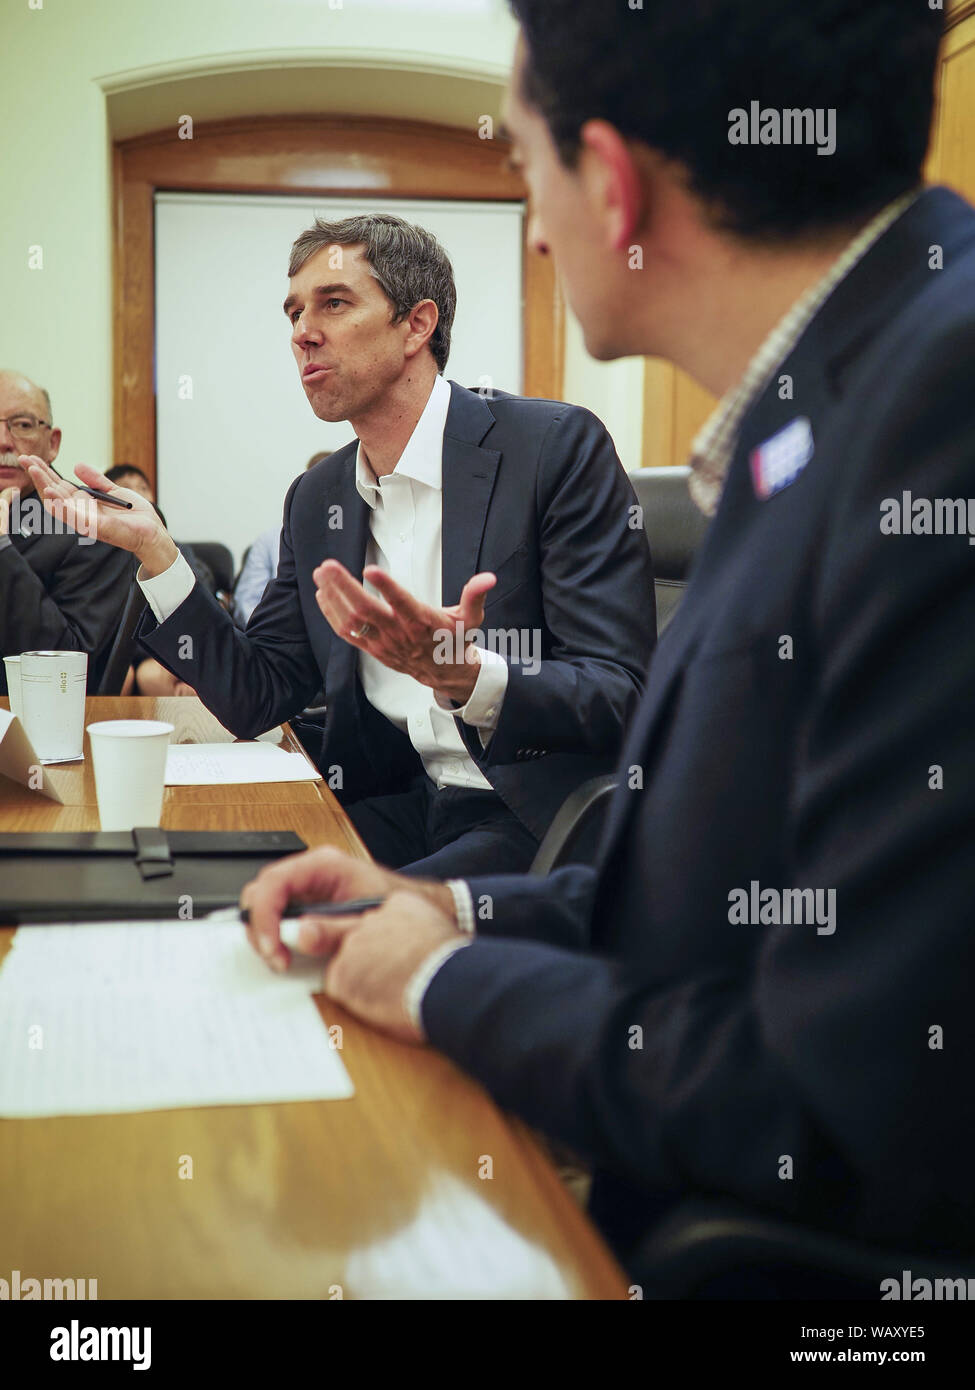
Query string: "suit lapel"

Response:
xmin=440 ymin=384 xmax=501 ymax=606
xmin=441 ymin=442 xmax=501 ymax=606
xmin=323 ymin=445 xmax=371 ymax=693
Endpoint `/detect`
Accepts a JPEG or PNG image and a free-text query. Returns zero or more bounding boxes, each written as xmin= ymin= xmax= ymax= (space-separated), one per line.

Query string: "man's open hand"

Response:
xmin=313 ymin=559 xmax=496 ymax=703
xmin=24 ymin=457 xmax=178 ymax=576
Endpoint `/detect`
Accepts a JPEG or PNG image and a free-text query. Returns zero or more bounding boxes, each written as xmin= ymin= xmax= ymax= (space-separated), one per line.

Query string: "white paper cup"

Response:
xmin=86 ymin=720 xmax=174 ymax=832
xmin=3 ymin=655 xmax=23 ymax=722
xmin=20 ymin=650 xmax=88 ymax=762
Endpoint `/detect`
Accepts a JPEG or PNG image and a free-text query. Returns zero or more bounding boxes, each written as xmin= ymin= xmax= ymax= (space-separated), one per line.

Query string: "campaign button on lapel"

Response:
xmin=750 ymin=416 xmax=814 ymax=500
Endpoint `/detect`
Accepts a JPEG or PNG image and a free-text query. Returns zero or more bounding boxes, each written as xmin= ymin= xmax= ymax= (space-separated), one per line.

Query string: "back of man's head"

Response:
xmin=510 ymin=0 xmax=944 ymax=243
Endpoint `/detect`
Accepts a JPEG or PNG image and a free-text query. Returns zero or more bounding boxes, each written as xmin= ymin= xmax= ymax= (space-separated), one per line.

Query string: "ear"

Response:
xmin=46 ymin=427 xmax=62 ymax=463
xmin=578 ymin=119 xmax=643 ymax=253
xmin=402 ymin=299 xmax=440 ymax=361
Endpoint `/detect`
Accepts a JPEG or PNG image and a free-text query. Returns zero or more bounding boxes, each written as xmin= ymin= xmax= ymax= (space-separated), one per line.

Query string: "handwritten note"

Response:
xmin=0 ymin=922 xmax=352 ymax=1117
xmin=165 ymin=742 xmax=322 ymax=785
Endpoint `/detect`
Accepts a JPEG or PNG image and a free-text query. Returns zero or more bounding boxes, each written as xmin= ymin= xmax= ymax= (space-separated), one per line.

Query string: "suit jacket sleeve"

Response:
xmin=0 ymin=533 xmax=133 ymax=679
xmin=463 ymin=864 xmax=598 ymax=950
xmin=423 ymin=334 xmax=975 ymax=1244
xmin=137 ymin=477 xmax=321 ymax=736
xmin=460 ymin=407 xmax=653 ymax=765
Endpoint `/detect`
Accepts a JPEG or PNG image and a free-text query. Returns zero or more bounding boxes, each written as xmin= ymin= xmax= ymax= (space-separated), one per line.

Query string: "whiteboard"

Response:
xmin=154 ymin=192 xmax=524 ymax=566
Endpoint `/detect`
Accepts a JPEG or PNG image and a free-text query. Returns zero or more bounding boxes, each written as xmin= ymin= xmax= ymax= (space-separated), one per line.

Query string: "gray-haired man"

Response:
xmin=1 ymin=369 xmax=133 ymax=693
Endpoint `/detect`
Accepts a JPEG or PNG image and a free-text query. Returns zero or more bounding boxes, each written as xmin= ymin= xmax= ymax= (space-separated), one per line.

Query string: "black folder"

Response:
xmin=0 ymin=829 xmax=307 ymax=924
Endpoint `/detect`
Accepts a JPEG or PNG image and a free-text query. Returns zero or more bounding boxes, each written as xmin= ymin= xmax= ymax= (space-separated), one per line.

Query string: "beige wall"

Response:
xmin=563 ymin=315 xmax=647 ymax=471
xmin=3 ymin=0 xmax=643 ymax=470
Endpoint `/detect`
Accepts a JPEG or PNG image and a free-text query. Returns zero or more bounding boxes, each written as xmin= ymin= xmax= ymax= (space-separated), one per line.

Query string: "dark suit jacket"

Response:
xmin=137 ymin=384 xmax=654 ymax=838
xmin=0 ymin=514 xmax=134 ymax=694
xmin=421 ymin=187 xmax=975 ymax=1262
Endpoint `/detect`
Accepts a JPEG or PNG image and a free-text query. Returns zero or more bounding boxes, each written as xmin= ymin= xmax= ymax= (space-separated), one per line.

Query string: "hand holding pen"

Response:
xmin=238 ymin=845 xmax=457 ymax=972
xmin=24 ymin=456 xmax=179 ymax=573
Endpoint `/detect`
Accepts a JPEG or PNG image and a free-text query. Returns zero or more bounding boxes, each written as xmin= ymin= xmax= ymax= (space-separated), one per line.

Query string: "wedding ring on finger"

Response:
xmin=350 ymin=622 xmax=375 ymax=640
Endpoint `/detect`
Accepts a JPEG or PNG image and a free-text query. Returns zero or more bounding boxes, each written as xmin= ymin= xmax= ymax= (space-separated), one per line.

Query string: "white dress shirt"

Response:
xmin=137 ymin=374 xmax=508 ymax=788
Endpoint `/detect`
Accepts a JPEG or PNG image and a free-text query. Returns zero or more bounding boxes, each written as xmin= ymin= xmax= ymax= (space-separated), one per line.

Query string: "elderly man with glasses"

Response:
xmin=0 ymin=369 xmax=134 ymax=695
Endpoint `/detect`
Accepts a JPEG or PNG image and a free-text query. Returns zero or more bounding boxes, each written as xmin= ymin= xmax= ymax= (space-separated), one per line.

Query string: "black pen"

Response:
xmin=229 ymin=898 xmax=385 ymax=926
xmin=72 ymin=482 xmax=133 ymax=510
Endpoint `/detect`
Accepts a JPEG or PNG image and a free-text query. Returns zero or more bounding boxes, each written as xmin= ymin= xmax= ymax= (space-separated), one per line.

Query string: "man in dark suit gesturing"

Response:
xmin=229 ymin=1 xmax=975 ymax=1281
xmin=28 ymin=215 xmax=652 ymax=875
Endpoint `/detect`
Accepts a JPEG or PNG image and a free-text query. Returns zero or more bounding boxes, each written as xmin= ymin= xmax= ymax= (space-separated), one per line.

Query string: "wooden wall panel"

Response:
xmin=113 ymin=116 xmax=563 ymax=487
xmin=640 ymin=358 xmax=675 ymax=471
xmin=672 ymin=371 xmax=719 ymax=471
xmin=928 ymin=1 xmax=975 ymax=200
xmin=641 ymin=361 xmax=716 ymax=472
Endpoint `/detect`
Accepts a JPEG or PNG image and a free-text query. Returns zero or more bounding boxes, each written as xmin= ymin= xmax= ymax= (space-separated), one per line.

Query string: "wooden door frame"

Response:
xmin=947 ymin=0 xmax=975 ymax=29
xmin=113 ymin=115 xmax=564 ymax=489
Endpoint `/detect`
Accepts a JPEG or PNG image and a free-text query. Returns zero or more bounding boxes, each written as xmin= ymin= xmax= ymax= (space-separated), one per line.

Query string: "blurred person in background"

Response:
xmin=233 ymin=451 xmax=333 ymax=626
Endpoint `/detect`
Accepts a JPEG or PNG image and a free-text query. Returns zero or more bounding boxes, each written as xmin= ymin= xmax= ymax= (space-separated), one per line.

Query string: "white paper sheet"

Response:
xmin=165 ymin=742 xmax=321 ymax=785
xmin=0 ymin=922 xmax=352 ymax=1117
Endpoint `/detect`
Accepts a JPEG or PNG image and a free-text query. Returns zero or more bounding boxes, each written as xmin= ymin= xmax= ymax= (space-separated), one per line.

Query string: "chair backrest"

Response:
xmin=97 ymin=580 xmax=146 ymax=695
xmin=232 ymin=544 xmax=252 ymax=593
xmin=628 ymin=466 xmax=710 ymax=634
xmin=530 ymin=774 xmax=618 ymax=876
xmin=183 ymin=541 xmax=234 ymax=595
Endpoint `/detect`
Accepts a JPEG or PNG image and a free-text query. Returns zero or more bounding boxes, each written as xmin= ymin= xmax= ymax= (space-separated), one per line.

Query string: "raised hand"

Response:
xmin=24 ymin=457 xmax=178 ymax=575
xmin=313 ymin=558 xmax=496 ymax=703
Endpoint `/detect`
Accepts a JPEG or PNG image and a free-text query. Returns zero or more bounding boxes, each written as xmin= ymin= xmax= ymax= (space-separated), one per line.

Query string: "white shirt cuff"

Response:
xmin=434 ymin=647 xmax=508 ymax=752
xmin=137 ymin=550 xmax=197 ymax=624
xmin=402 ymin=938 xmax=472 ymax=1037
xmin=445 ymin=879 xmax=476 ymax=935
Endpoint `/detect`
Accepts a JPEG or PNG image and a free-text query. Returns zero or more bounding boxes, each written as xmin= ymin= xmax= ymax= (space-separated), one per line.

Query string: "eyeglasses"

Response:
xmin=0 ymin=414 xmax=52 ymax=442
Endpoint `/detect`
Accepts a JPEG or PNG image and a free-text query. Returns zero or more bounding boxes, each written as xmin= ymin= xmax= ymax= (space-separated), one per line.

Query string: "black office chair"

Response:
xmin=630 ymin=1197 xmax=975 ymax=1299
xmin=628 ymin=465 xmax=710 ymax=634
xmin=97 ymin=581 xmax=147 ymax=695
xmin=232 ymin=543 xmax=252 ymax=594
xmin=183 ymin=541 xmax=235 ymax=611
xmin=530 ymin=775 xmax=618 ymax=876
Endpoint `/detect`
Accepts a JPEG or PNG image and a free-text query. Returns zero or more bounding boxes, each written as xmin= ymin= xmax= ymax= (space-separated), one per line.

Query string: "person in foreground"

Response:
xmin=26 ymin=215 xmax=652 ymax=877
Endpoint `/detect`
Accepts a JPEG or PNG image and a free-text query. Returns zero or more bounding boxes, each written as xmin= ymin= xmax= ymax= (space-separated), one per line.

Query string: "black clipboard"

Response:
xmin=0 ymin=829 xmax=307 ymax=924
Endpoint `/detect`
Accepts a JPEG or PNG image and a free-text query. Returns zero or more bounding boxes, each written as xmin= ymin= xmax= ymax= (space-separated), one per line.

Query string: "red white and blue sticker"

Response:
xmin=750 ymin=416 xmax=814 ymax=500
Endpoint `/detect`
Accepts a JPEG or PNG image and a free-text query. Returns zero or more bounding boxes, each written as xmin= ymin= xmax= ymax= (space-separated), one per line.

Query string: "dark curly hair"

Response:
xmin=510 ymin=0 xmax=944 ymax=242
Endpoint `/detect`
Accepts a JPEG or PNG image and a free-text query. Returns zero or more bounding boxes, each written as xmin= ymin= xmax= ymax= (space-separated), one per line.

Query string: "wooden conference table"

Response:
xmin=0 ymin=696 xmax=627 ymax=1299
